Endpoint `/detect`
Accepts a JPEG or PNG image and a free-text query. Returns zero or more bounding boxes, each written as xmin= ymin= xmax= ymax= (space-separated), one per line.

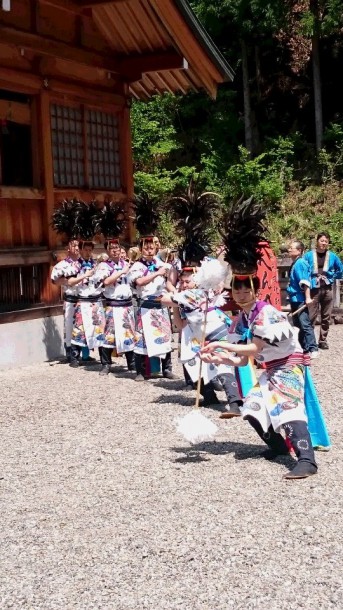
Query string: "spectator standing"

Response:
xmin=287 ymin=240 xmax=319 ymax=358
xmin=304 ymin=232 xmax=343 ymax=349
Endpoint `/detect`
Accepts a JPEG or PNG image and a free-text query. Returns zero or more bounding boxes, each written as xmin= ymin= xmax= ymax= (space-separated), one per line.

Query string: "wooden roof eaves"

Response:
xmin=125 ymin=2 xmax=155 ymax=52
xmin=147 ymin=0 xmax=221 ymax=98
xmin=173 ymin=0 xmax=235 ymax=83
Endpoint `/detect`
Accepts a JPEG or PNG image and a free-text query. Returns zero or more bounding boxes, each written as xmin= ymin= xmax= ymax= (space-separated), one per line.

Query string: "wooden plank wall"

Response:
xmin=0 ymin=0 xmax=135 ymax=313
xmin=0 ymin=197 xmax=45 ymax=248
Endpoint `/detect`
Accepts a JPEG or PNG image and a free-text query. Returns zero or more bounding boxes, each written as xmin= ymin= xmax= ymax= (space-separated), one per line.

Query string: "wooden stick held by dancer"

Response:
xmin=195 ymin=295 xmax=209 ymax=409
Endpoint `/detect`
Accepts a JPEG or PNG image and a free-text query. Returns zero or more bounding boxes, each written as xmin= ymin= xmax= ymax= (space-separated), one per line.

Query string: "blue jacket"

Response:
xmin=304 ymin=250 xmax=343 ymax=288
xmin=286 ymin=257 xmax=311 ymax=303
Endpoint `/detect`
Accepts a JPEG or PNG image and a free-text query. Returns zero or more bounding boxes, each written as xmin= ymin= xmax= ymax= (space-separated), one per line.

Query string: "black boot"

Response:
xmin=200 ymin=379 xmax=220 ymax=407
xmin=211 ymin=376 xmax=223 ymax=392
xmin=69 ymin=345 xmax=81 ymax=367
xmin=283 ymin=420 xmax=318 ymax=479
xmin=134 ymin=354 xmax=146 ymax=381
xmin=125 ymin=351 xmax=136 ymax=372
xmin=162 ymin=352 xmax=178 ymax=380
xmin=183 ymin=366 xmax=194 ymax=389
xmin=65 ymin=345 xmax=72 ymax=363
xmin=245 ymin=415 xmax=290 ymax=458
xmin=218 ymin=372 xmax=243 ymax=418
xmin=99 ymin=347 xmax=112 ymax=375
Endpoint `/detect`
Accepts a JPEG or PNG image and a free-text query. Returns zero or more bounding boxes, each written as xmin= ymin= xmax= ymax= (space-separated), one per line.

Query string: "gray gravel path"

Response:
xmin=1 ymin=327 xmax=342 ymax=610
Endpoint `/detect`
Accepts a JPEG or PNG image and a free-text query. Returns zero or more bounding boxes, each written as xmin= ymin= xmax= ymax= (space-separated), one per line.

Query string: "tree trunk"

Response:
xmin=241 ymin=38 xmax=253 ymax=155
xmin=311 ymin=1 xmax=323 ymax=151
xmin=254 ymin=44 xmax=262 ymax=102
xmin=312 ymin=34 xmax=323 ymax=151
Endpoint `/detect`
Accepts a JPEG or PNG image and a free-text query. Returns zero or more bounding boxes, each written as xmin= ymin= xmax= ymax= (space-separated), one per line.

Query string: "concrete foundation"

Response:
xmin=0 ymin=314 xmax=64 ymax=369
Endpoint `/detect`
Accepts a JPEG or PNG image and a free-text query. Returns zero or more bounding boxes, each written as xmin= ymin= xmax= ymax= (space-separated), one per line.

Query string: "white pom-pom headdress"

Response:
xmin=193 ymin=257 xmax=228 ymax=291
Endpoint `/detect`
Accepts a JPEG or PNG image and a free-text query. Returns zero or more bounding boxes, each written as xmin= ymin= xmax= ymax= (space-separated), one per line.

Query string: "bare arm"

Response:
xmin=66 ymin=272 xmax=92 ymax=287
xmin=201 ymin=337 xmax=265 ymax=358
xmin=160 ymin=293 xmax=174 ymax=307
xmin=53 ymin=270 xmax=93 ymax=287
xmin=171 ymin=306 xmax=186 ymax=331
xmin=135 ymin=267 xmax=167 ymax=287
xmin=52 ymin=277 xmax=66 ymax=287
xmin=103 ymin=265 xmax=130 ymax=286
xmin=201 ymin=352 xmax=249 ymax=367
xmin=166 ymin=267 xmax=178 ymax=293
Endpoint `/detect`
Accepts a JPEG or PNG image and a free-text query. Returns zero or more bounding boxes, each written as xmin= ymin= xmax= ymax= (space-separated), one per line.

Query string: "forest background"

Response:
xmin=131 ymin=0 xmax=343 ymax=256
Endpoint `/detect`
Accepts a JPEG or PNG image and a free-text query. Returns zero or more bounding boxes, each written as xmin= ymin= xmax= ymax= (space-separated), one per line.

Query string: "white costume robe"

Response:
xmin=99 ymin=259 xmax=135 ymax=354
xmin=128 ymin=258 xmax=172 ymax=358
xmin=51 ymin=257 xmax=82 ymax=347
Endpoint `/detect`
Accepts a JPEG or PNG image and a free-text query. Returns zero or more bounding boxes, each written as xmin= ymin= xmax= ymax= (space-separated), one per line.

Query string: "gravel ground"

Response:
xmin=1 ymin=326 xmax=342 ymax=610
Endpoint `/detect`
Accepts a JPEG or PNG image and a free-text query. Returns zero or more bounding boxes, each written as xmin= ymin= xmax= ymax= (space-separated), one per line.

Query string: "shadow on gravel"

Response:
xmin=173 ymin=451 xmax=210 ymax=463
xmin=152 ymin=379 xmax=188 ymax=392
xmin=171 ymin=441 xmax=296 ymax=469
xmin=80 ymin=364 xmax=136 ymax=379
xmin=153 ymin=394 xmax=194 ymax=406
xmin=48 ymin=357 xmax=68 ymax=366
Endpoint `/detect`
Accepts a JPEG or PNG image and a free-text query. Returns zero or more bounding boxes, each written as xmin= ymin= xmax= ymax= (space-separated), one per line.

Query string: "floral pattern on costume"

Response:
xmin=241 ymin=363 xmax=307 ymax=432
xmin=229 ymin=302 xmax=308 ymax=432
xmin=133 ymin=309 xmax=147 ymax=352
xmin=133 ymin=305 xmax=172 ymax=356
xmin=150 ymin=308 xmax=172 ymax=345
xmin=72 ymin=302 xmax=105 ymax=348
xmin=103 ymin=305 xmax=135 ymax=352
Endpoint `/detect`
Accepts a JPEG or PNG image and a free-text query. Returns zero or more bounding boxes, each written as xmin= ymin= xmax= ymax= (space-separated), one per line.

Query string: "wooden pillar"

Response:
xmin=39 ymin=89 xmax=59 ymax=304
xmin=119 ymin=87 xmax=135 ymax=245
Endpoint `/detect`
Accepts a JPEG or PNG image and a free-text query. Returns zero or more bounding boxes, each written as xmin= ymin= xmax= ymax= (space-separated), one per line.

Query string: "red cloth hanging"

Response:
xmin=256 ymin=241 xmax=282 ymax=310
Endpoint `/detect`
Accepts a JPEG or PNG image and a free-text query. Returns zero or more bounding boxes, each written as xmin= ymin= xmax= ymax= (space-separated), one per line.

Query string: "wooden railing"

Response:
xmin=0 ymin=263 xmax=49 ymax=313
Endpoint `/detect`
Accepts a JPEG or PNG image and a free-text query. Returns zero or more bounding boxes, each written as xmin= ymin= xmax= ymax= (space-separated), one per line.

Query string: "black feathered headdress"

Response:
xmin=74 ymin=200 xmax=99 ymax=242
xmin=167 ymin=177 xmax=221 ymax=267
xmin=51 ymin=198 xmax=101 ymax=243
xmin=51 ymin=199 xmax=80 ymax=241
xmin=93 ymin=200 xmax=127 ymax=240
xmin=219 ymin=195 xmax=268 ymax=275
xmin=131 ymin=192 xmax=159 ymax=241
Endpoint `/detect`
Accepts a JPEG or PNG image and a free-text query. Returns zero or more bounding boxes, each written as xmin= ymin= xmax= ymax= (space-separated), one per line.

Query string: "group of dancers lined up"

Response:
xmin=51 ymin=197 xmax=341 ymax=480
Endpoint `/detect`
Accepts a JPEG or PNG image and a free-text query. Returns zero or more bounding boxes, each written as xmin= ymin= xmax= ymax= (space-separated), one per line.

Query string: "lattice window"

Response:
xmin=0 ymin=264 xmax=47 ymax=313
xmin=86 ymin=109 xmax=121 ymax=190
xmin=51 ymin=104 xmax=84 ymax=187
xmin=50 ymin=104 xmax=121 ymax=189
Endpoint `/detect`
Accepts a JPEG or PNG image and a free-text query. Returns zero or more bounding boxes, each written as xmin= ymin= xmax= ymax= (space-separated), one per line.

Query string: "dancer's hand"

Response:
xmin=201 ymin=341 xmax=236 ymax=354
xmin=84 ymin=269 xmax=94 ymax=278
xmin=200 ymin=352 xmax=241 ymax=365
xmin=156 ymin=266 xmax=168 ymax=276
xmin=122 ymin=264 xmax=131 ymax=275
xmin=200 ymin=352 xmax=225 ymax=364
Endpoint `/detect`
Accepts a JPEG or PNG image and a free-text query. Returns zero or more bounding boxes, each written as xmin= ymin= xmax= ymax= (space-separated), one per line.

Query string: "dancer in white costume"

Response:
xmin=201 ymin=197 xmax=318 ymax=480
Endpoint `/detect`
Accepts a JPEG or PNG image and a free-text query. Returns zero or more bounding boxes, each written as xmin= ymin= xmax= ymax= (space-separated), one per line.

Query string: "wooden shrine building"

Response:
xmin=0 ymin=0 xmax=233 ymax=366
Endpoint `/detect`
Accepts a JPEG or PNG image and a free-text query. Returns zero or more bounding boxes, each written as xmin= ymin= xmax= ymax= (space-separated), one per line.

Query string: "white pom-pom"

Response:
xmin=193 ymin=258 xmax=228 ymax=291
xmin=176 ymin=409 xmax=218 ymax=444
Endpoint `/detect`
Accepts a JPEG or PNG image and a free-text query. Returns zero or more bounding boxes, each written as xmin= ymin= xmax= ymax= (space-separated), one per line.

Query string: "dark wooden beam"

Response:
xmin=119 ymin=51 xmax=188 ymax=80
xmin=38 ymin=0 xmax=81 ymax=13
xmin=75 ymin=0 xmax=128 ymax=6
xmin=0 ymin=26 xmax=121 ymax=73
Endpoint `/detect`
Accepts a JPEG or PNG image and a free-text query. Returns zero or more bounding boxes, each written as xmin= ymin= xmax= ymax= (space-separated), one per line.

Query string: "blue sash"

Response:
xmin=304 ymin=367 xmax=331 ymax=449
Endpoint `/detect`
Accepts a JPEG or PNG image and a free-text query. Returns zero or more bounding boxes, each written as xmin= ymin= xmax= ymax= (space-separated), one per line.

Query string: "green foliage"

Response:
xmin=224 ymin=138 xmax=295 ymax=207
xmin=268 ymin=185 xmax=343 ymax=256
xmin=134 ymin=171 xmax=174 ymax=199
xmin=130 ymin=0 xmax=343 ymax=254
xmin=299 ymin=0 xmax=343 ymax=37
xmin=131 ymin=95 xmax=180 ymax=170
xmin=157 ymin=210 xmax=178 ymax=248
